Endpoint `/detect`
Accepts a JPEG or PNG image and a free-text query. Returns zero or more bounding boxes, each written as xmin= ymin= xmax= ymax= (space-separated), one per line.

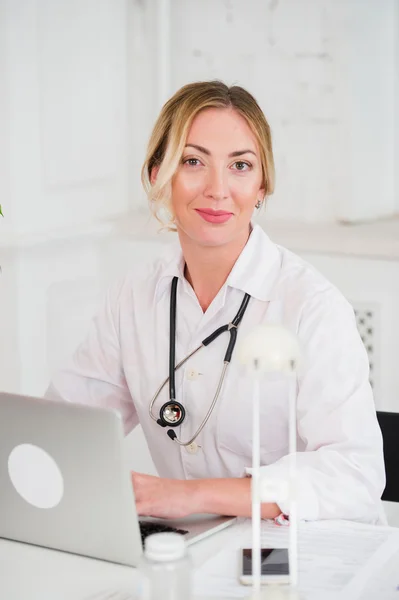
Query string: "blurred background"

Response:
xmin=0 ymin=0 xmax=398 ymax=521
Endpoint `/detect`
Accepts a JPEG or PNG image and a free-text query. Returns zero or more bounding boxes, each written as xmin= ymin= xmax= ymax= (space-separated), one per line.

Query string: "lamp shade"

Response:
xmin=237 ymin=324 xmax=302 ymax=374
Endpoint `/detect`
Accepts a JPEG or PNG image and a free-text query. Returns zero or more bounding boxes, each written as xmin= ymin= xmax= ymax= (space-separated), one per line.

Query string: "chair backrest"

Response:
xmin=376 ymin=411 xmax=399 ymax=503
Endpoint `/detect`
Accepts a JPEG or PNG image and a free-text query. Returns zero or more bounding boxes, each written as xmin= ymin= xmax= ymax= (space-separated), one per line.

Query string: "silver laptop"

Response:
xmin=0 ymin=391 xmax=236 ymax=566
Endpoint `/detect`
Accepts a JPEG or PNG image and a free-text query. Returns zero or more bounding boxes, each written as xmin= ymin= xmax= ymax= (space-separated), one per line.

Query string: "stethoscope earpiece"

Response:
xmin=158 ymin=401 xmax=186 ymax=427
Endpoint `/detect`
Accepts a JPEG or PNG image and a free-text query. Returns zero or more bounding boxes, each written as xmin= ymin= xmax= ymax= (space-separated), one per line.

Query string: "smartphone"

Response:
xmin=239 ymin=547 xmax=290 ymax=585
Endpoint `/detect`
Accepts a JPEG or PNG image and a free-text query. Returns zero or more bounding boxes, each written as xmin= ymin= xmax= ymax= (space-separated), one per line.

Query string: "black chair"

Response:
xmin=376 ymin=411 xmax=399 ymax=502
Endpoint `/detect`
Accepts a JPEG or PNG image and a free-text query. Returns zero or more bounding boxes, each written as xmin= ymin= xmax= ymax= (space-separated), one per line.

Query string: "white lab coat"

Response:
xmin=45 ymin=225 xmax=386 ymax=523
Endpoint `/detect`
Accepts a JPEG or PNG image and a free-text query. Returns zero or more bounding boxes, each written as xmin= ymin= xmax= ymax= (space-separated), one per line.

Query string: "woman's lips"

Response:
xmin=195 ymin=209 xmax=233 ymax=224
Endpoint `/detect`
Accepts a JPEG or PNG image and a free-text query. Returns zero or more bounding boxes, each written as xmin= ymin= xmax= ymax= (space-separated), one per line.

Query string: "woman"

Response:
xmin=46 ymin=81 xmax=385 ymax=524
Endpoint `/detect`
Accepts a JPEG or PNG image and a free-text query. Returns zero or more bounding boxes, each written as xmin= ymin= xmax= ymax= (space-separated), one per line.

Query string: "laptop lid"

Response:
xmin=0 ymin=391 xmax=142 ymax=566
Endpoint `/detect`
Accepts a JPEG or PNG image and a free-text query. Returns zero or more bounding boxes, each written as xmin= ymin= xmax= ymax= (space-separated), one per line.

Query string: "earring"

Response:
xmin=255 ymin=199 xmax=262 ymax=209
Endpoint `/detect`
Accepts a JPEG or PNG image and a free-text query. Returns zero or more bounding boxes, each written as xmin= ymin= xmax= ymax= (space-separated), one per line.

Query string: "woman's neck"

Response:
xmin=179 ymin=228 xmax=251 ymax=312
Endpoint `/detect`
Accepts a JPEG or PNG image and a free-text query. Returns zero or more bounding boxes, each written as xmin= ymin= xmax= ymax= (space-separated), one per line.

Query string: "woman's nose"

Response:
xmin=204 ymin=167 xmax=229 ymax=200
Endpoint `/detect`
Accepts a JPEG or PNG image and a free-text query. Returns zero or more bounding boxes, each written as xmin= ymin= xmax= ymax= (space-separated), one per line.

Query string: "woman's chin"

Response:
xmin=183 ymin=226 xmax=243 ymax=249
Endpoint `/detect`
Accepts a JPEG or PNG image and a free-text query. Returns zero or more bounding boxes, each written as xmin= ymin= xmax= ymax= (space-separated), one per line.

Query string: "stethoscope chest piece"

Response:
xmin=157 ymin=401 xmax=186 ymax=428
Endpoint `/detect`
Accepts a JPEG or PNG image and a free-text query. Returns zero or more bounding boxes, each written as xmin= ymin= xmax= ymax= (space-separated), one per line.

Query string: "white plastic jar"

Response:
xmin=138 ymin=532 xmax=193 ymax=600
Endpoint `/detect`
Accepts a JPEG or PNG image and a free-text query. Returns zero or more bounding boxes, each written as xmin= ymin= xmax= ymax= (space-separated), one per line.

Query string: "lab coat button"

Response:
xmin=186 ymin=369 xmax=199 ymax=381
xmin=186 ymin=442 xmax=199 ymax=454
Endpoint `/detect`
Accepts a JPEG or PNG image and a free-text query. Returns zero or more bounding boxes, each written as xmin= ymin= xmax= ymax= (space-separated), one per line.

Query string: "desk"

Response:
xmin=1 ymin=520 xmax=399 ymax=600
xmin=0 ymin=521 xmax=235 ymax=600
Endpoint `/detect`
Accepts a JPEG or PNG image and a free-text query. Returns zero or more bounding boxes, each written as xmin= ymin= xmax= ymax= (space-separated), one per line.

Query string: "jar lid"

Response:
xmin=144 ymin=532 xmax=187 ymax=562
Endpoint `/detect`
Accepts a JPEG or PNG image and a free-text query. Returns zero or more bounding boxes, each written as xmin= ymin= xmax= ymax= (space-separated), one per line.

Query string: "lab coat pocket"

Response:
xmin=216 ymin=375 xmax=290 ymax=469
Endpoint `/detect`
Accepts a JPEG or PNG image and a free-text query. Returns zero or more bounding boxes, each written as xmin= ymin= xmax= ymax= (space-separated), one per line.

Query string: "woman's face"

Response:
xmin=170 ymin=108 xmax=265 ymax=248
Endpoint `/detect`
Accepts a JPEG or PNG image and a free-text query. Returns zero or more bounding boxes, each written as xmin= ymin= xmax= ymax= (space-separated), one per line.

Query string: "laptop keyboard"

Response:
xmin=139 ymin=520 xmax=189 ymax=544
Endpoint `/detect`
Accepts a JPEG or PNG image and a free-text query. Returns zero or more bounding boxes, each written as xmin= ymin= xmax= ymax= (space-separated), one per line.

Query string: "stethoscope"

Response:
xmin=149 ymin=276 xmax=251 ymax=446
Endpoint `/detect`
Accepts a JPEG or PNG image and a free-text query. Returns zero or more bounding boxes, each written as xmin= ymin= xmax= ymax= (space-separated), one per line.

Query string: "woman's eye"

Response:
xmin=183 ymin=158 xmax=201 ymax=167
xmin=233 ymin=161 xmax=251 ymax=171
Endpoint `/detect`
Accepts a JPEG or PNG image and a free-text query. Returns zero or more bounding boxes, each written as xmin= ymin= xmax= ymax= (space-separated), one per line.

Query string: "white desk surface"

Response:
xmin=0 ymin=519 xmax=236 ymax=600
xmin=2 ymin=519 xmax=399 ymax=600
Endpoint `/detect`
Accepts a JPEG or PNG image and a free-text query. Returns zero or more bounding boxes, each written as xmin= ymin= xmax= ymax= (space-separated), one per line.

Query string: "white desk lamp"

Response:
xmin=238 ymin=325 xmax=302 ymax=600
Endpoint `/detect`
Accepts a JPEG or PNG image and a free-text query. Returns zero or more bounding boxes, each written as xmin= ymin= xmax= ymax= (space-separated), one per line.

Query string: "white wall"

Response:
xmin=1 ymin=0 xmax=130 ymax=237
xmin=0 ymin=1 xmax=13 ymax=231
xmin=338 ymin=0 xmax=397 ymax=222
xmin=396 ymin=0 xmax=399 ymax=214
xmin=126 ymin=0 xmax=159 ymax=209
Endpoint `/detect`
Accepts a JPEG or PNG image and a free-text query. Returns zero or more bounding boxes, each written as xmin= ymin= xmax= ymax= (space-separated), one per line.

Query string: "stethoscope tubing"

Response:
xmin=149 ymin=277 xmax=250 ymax=446
xmin=169 ymin=362 xmax=229 ymax=447
xmin=149 ymin=343 xmax=203 ymax=419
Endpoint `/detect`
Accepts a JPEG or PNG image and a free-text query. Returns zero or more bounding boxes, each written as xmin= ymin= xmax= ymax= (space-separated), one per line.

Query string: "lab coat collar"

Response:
xmin=226 ymin=224 xmax=281 ymax=302
xmin=154 ymin=223 xmax=281 ymax=303
xmin=154 ymin=243 xmax=186 ymax=303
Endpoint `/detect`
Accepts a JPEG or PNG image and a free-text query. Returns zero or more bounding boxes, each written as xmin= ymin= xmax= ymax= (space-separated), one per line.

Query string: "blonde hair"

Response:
xmin=141 ymin=80 xmax=275 ymax=228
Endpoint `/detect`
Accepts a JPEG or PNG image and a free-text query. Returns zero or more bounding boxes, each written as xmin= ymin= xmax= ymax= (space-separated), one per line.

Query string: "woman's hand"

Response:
xmin=131 ymin=472 xmax=199 ymax=519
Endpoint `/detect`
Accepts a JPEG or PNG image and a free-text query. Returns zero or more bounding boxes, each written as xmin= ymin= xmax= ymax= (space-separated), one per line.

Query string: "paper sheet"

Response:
xmin=193 ymin=519 xmax=399 ymax=600
xmin=358 ymin=549 xmax=399 ymax=599
xmin=340 ymin=532 xmax=399 ymax=600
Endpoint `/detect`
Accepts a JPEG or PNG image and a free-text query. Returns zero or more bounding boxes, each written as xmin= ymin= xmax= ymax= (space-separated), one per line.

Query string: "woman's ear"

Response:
xmin=257 ymin=187 xmax=266 ymax=204
xmin=150 ymin=165 xmax=160 ymax=186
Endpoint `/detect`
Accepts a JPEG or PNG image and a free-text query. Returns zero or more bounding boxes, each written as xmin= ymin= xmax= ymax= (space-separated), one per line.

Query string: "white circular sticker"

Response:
xmin=8 ymin=444 xmax=64 ymax=509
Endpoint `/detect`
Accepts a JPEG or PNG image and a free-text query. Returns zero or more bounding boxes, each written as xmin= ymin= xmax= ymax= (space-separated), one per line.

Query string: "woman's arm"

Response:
xmin=193 ymin=477 xmax=281 ymax=518
xmin=257 ymin=291 xmax=386 ymax=524
xmin=45 ymin=280 xmax=138 ymax=435
xmin=132 ymin=472 xmax=281 ymax=519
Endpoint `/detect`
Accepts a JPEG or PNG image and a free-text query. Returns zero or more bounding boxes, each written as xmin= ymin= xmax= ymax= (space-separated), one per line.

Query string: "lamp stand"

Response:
xmin=251 ymin=374 xmax=261 ymax=596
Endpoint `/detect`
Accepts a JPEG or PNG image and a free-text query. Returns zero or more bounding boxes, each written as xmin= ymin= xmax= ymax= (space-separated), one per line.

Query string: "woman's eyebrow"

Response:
xmin=185 ymin=143 xmax=257 ymax=158
xmin=184 ymin=143 xmax=210 ymax=155
xmin=228 ymin=149 xmax=257 ymax=158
